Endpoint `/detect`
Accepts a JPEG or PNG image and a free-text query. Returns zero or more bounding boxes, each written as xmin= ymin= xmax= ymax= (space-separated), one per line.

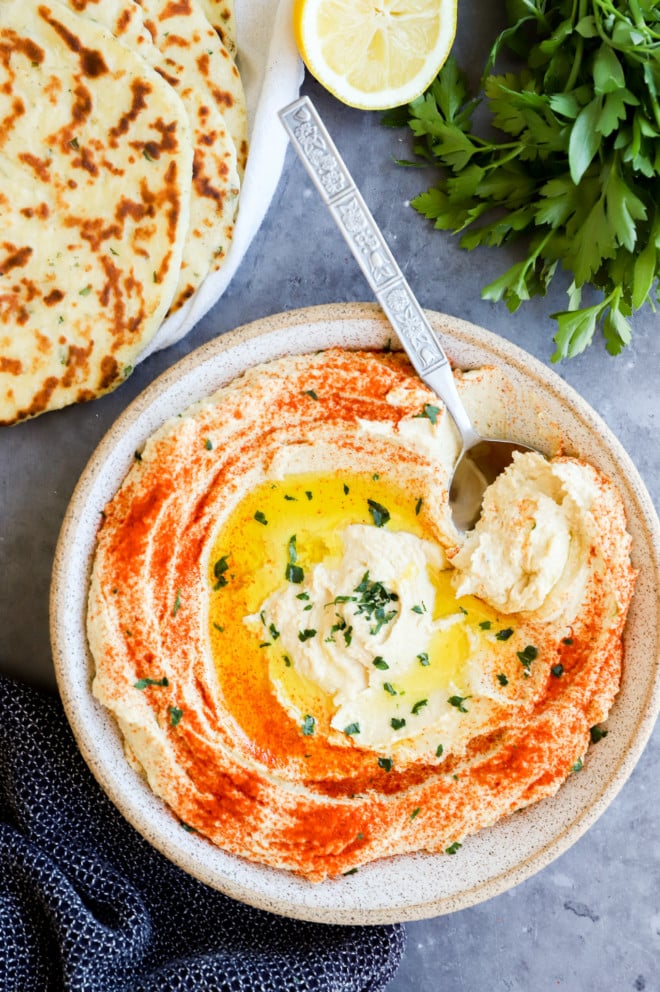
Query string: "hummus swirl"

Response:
xmin=88 ymin=349 xmax=636 ymax=880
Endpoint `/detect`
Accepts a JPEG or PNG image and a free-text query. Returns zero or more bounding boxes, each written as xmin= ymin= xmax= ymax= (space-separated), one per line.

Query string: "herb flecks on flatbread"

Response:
xmin=0 ymin=0 xmax=247 ymax=424
xmin=137 ymin=0 xmax=248 ymax=177
xmin=0 ymin=0 xmax=193 ymax=424
xmin=198 ymin=0 xmax=237 ymax=57
xmin=63 ymin=0 xmax=243 ymax=315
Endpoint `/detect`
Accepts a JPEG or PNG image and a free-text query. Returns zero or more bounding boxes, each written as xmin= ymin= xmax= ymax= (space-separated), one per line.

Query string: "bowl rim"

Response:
xmin=50 ymin=302 xmax=660 ymax=923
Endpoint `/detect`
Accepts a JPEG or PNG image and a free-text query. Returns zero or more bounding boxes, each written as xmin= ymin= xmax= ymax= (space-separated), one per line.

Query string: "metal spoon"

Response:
xmin=279 ymin=96 xmax=535 ymax=532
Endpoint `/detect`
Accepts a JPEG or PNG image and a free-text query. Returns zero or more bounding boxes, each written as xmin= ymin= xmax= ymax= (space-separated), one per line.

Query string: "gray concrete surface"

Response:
xmin=1 ymin=3 xmax=659 ymax=989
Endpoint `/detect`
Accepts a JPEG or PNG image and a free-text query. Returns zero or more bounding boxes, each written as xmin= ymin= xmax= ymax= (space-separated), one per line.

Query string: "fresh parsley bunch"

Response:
xmin=386 ymin=0 xmax=660 ymax=359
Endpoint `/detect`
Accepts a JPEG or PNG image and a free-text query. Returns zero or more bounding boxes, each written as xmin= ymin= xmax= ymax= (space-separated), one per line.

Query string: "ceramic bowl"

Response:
xmin=50 ymin=302 xmax=660 ymax=924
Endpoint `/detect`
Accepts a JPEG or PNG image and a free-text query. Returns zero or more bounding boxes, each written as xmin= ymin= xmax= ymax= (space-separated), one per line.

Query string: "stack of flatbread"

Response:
xmin=0 ymin=0 xmax=246 ymax=424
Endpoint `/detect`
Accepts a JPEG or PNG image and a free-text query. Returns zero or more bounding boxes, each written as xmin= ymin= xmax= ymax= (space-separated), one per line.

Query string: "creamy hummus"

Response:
xmin=88 ymin=348 xmax=636 ymax=880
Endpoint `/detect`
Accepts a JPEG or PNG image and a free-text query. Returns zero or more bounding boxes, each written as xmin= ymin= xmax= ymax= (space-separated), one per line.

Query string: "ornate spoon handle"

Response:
xmin=279 ymin=96 xmax=478 ymax=448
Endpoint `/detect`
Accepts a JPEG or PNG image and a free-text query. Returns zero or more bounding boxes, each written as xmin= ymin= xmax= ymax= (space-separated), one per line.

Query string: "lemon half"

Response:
xmin=293 ymin=0 xmax=458 ymax=111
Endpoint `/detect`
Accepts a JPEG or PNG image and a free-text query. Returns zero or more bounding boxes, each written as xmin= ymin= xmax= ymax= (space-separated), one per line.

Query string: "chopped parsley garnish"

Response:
xmin=204 ymin=437 xmax=213 ymax=450
xmin=367 ymin=498 xmax=390 ymax=527
xmin=416 ymin=403 xmax=440 ymax=424
xmin=282 ymin=654 xmax=292 ymax=667
xmin=168 ymin=705 xmax=184 ymax=727
xmin=551 ymin=664 xmax=564 ymax=678
xmin=495 ymin=627 xmax=514 ymax=641
xmin=259 ymin=641 xmax=271 ymax=649
xmin=410 ymin=807 xmax=421 ymax=821
xmin=436 ymin=743 xmax=444 ymax=758
xmin=445 ymin=842 xmax=462 ymax=855
xmin=372 ymin=473 xmax=380 ymax=481
xmin=372 ymin=656 xmax=390 ymax=670
xmin=284 ymin=494 xmax=297 ymax=501
xmin=268 ymin=622 xmax=280 ymax=641
xmin=134 ymin=450 xmax=142 ymax=462
xmin=305 ymin=491 xmax=313 ymax=501
xmin=69 ymin=137 xmax=80 ymax=149
xmin=79 ymin=284 xmax=92 ymax=296
xmin=172 ymin=588 xmax=182 ymax=617
xmin=343 ymin=867 xmax=358 ymax=876
xmin=390 ymin=717 xmax=406 ymax=730
xmin=325 ymin=615 xmax=344 ymax=640
xmin=517 ymin=645 xmax=538 ymax=672
xmin=497 ymin=673 xmax=509 ymax=686
xmin=383 ymin=682 xmax=397 ymax=696
xmin=134 ymin=676 xmax=169 ymax=690
xmin=212 ymin=623 xmax=224 ymax=633
xmin=479 ymin=620 xmax=492 ymax=630
xmin=285 ymin=534 xmax=304 ymax=584
xmin=411 ymin=603 xmax=426 ymax=615
xmin=180 ymin=822 xmax=197 ymax=833
xmin=572 ymin=757 xmax=584 ymax=773
xmin=417 ymin=652 xmax=430 ymax=666
xmin=254 ymin=510 xmax=268 ymax=525
xmin=448 ymin=695 xmax=470 ymax=713
xmin=301 ymin=715 xmax=316 ymax=736
xmin=298 ymin=629 xmax=317 ymax=642
xmin=344 ymin=722 xmax=360 ymax=736
xmin=296 ymin=591 xmax=310 ymax=601
xmin=590 ymin=725 xmax=608 ymax=744
xmin=213 ymin=555 xmax=230 ymax=589
xmin=378 ymin=757 xmax=393 ymax=772
xmin=303 ymin=389 xmax=318 ymax=400
xmin=563 ymin=637 xmax=574 ymax=645
xmin=415 ymin=497 xmax=423 ymax=515
xmin=343 ymin=483 xmax=350 ymax=495
xmin=352 ymin=571 xmax=399 ymax=634
xmin=459 ymin=606 xmax=469 ymax=615
xmin=411 ymin=699 xmax=428 ymax=715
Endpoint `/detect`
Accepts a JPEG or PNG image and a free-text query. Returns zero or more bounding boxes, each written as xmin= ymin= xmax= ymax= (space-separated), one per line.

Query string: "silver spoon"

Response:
xmin=279 ymin=96 xmax=535 ymax=532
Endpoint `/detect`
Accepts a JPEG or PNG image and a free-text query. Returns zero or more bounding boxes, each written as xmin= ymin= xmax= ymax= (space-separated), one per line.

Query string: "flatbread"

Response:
xmin=64 ymin=0 xmax=242 ymax=312
xmin=136 ymin=0 xmax=248 ymax=176
xmin=0 ymin=0 xmax=193 ymax=424
xmin=197 ymin=0 xmax=237 ymax=56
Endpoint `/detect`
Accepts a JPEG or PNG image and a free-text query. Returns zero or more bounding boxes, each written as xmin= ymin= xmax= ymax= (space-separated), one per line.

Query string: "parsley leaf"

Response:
xmin=448 ymin=694 xmax=470 ymax=713
xmin=134 ymin=676 xmax=169 ymax=690
xmin=168 ymin=705 xmax=184 ymax=727
xmin=302 ymin=715 xmax=316 ymax=736
xmin=367 ymin=499 xmax=391 ymax=527
xmin=285 ymin=534 xmax=304 ymax=584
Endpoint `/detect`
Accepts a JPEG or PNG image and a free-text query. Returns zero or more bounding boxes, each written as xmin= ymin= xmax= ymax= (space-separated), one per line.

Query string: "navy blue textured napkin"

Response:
xmin=0 ymin=676 xmax=406 ymax=992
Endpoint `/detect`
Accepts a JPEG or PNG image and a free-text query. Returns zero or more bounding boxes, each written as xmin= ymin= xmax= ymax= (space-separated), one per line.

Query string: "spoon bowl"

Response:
xmin=280 ymin=96 xmax=542 ymax=531
xmin=449 ymin=438 xmax=536 ymax=532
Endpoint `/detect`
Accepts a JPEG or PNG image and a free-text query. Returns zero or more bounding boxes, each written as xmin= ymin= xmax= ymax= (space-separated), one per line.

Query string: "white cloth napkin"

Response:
xmin=140 ymin=0 xmax=304 ymax=361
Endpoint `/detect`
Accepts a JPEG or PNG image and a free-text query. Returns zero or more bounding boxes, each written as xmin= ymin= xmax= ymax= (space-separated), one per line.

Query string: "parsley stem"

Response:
xmin=563 ymin=34 xmax=583 ymax=93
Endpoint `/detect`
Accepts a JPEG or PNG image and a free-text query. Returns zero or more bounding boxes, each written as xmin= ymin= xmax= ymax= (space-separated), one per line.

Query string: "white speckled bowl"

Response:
xmin=51 ymin=303 xmax=660 ymax=924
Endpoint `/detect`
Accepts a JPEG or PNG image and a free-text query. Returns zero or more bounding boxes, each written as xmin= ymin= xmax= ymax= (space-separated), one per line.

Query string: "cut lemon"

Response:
xmin=293 ymin=0 xmax=458 ymax=111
